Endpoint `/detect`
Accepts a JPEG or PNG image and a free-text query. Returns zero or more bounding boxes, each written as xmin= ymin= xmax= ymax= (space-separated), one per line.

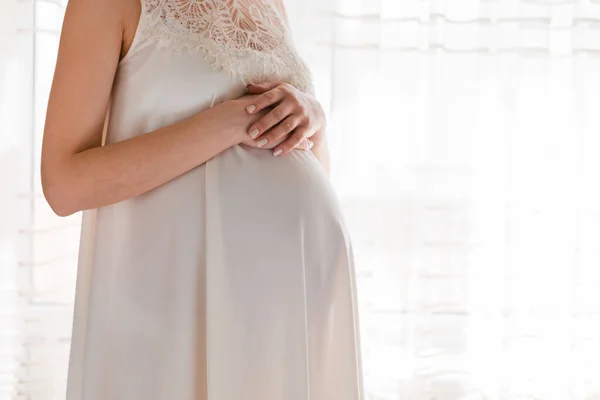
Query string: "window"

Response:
xmin=1 ymin=1 xmax=74 ymax=398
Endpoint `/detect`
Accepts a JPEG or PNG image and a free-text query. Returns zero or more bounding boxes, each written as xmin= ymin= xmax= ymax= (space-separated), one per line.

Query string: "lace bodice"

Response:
xmin=128 ymin=0 xmax=314 ymax=94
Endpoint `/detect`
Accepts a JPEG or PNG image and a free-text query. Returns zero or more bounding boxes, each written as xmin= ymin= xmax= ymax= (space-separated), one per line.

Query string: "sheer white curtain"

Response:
xmin=3 ymin=0 xmax=600 ymax=399
xmin=289 ymin=0 xmax=600 ymax=399
xmin=1 ymin=1 xmax=74 ymax=399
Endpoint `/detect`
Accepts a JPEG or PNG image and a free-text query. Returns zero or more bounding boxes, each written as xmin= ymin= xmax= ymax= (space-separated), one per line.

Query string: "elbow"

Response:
xmin=41 ymin=170 xmax=78 ymax=218
xmin=43 ymin=186 xmax=77 ymax=217
xmin=50 ymin=202 xmax=77 ymax=218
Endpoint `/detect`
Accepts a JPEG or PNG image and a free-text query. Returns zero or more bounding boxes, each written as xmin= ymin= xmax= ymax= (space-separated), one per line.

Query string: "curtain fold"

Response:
xmin=2 ymin=1 xmax=73 ymax=399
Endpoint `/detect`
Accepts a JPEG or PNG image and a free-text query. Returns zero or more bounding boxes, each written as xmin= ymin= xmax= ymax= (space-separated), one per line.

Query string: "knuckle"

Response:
xmin=268 ymin=112 xmax=282 ymax=123
xmin=266 ymin=129 xmax=281 ymax=141
xmin=283 ymin=121 xmax=294 ymax=132
xmin=264 ymin=91 xmax=275 ymax=102
xmin=273 ymin=109 xmax=286 ymax=120
xmin=284 ymin=104 xmax=296 ymax=115
xmin=279 ymin=130 xmax=291 ymax=140
xmin=292 ymin=127 xmax=304 ymax=136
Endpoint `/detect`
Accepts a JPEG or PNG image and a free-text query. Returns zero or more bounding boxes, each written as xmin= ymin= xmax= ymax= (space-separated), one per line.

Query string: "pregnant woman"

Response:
xmin=41 ymin=0 xmax=363 ymax=399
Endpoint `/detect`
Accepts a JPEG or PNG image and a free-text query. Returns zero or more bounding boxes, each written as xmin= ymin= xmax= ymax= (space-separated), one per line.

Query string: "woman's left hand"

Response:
xmin=244 ymin=82 xmax=326 ymax=156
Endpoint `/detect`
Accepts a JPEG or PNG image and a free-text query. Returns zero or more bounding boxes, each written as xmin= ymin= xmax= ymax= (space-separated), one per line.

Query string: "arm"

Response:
xmin=41 ymin=0 xmax=249 ymax=217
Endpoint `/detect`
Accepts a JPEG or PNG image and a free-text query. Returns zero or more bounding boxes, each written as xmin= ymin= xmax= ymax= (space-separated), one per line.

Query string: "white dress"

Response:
xmin=66 ymin=1 xmax=363 ymax=399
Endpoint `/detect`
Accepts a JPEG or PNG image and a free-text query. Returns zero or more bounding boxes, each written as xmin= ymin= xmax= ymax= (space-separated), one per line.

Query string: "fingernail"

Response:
xmin=249 ymin=129 xmax=260 ymax=139
xmin=246 ymin=105 xmax=256 ymax=113
xmin=308 ymin=139 xmax=314 ymax=149
xmin=257 ymin=138 xmax=268 ymax=147
xmin=273 ymin=149 xmax=283 ymax=157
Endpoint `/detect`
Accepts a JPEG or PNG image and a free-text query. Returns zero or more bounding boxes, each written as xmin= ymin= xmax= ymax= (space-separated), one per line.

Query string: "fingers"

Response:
xmin=244 ymin=82 xmax=312 ymax=157
xmin=248 ymin=103 xmax=292 ymax=141
xmin=273 ymin=125 xmax=312 ymax=157
xmin=245 ymin=84 xmax=293 ymax=114
xmin=253 ymin=115 xmax=301 ymax=147
xmin=297 ymin=138 xmax=314 ymax=152
xmin=246 ymin=82 xmax=279 ymax=94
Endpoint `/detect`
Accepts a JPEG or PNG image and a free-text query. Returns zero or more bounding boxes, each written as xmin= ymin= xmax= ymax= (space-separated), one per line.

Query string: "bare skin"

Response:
xmin=245 ymin=82 xmax=330 ymax=172
xmin=41 ymin=0 xmax=328 ymax=218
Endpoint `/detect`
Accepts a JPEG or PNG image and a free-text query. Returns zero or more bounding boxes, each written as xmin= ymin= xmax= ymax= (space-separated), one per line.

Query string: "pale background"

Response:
xmin=2 ymin=0 xmax=600 ymax=399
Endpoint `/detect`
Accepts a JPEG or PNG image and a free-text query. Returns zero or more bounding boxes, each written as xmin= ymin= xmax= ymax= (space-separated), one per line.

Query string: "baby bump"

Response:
xmin=205 ymin=144 xmax=352 ymax=291
xmin=206 ymin=145 xmax=346 ymax=235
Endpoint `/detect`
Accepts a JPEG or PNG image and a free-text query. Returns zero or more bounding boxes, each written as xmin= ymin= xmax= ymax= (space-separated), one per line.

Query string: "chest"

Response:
xmin=126 ymin=0 xmax=313 ymax=93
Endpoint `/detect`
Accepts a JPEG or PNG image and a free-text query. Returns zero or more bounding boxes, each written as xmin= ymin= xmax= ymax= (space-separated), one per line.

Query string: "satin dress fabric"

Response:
xmin=65 ymin=1 xmax=363 ymax=399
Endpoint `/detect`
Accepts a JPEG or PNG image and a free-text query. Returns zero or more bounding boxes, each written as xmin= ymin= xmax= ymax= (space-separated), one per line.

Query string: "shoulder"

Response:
xmin=64 ymin=0 xmax=130 ymax=18
xmin=57 ymin=0 xmax=145 ymax=65
xmin=65 ymin=0 xmax=142 ymax=57
xmin=62 ymin=0 xmax=138 ymax=33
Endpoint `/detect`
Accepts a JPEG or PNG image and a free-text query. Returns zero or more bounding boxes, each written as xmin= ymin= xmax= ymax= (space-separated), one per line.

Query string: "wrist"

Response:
xmin=311 ymin=128 xmax=327 ymax=147
xmin=231 ymin=128 xmax=248 ymax=146
xmin=194 ymin=104 xmax=245 ymax=147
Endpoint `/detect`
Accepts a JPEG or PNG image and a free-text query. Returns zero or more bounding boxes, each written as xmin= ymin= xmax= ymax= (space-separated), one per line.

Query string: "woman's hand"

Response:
xmin=244 ymin=82 xmax=326 ymax=156
xmin=195 ymin=95 xmax=312 ymax=151
xmin=239 ymin=131 xmax=313 ymax=151
xmin=235 ymin=93 xmax=314 ymax=152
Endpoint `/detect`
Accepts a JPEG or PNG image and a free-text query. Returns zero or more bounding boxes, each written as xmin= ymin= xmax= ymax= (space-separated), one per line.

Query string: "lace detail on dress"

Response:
xmin=136 ymin=0 xmax=314 ymax=94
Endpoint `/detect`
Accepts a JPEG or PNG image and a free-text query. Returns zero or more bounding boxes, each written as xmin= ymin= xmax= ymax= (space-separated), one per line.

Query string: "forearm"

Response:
xmin=43 ymin=113 xmax=239 ymax=216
